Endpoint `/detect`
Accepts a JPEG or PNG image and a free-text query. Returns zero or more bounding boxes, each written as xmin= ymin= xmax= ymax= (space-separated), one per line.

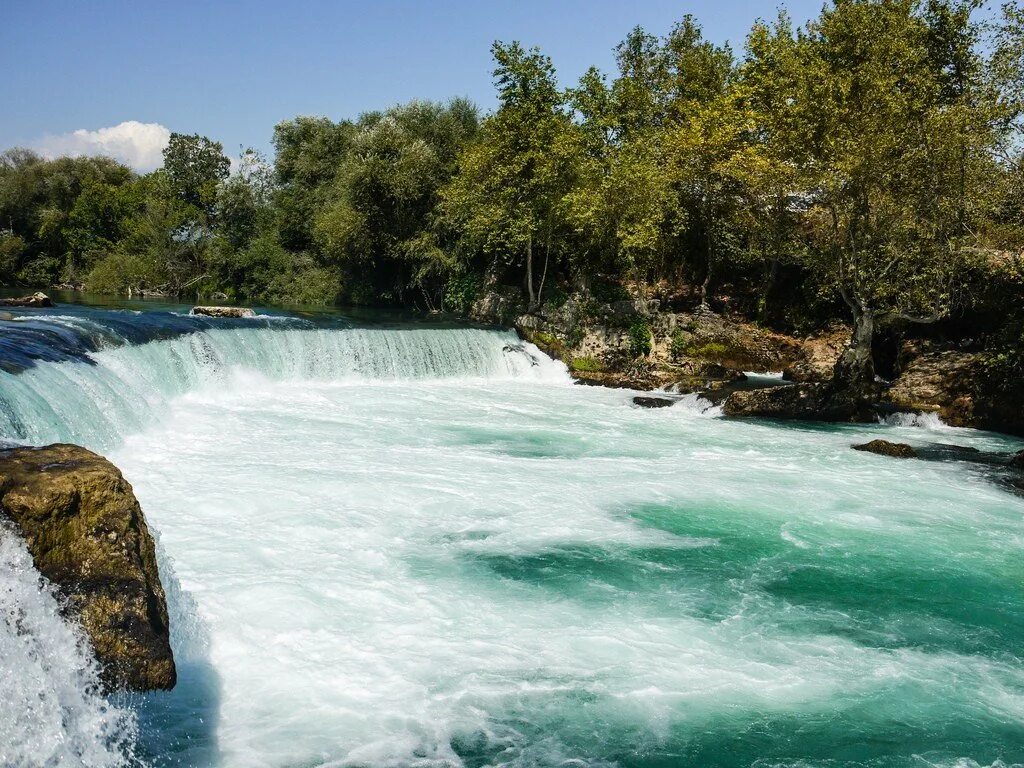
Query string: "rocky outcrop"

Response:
xmin=0 ymin=292 xmax=53 ymax=308
xmin=486 ymin=290 xmax=805 ymax=392
xmin=0 ymin=444 xmax=175 ymax=691
xmin=784 ymin=324 xmax=850 ymax=382
xmin=191 ymin=305 xmax=255 ymax=318
xmin=852 ymin=439 xmax=917 ymax=458
xmin=884 ymin=341 xmax=982 ymax=427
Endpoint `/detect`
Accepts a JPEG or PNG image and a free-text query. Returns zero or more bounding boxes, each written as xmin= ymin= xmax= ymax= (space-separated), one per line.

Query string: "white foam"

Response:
xmin=0 ymin=524 xmax=137 ymax=768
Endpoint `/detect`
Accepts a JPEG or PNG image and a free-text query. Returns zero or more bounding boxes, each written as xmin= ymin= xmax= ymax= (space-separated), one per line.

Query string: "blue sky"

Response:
xmin=1 ymin=0 xmax=823 ymax=169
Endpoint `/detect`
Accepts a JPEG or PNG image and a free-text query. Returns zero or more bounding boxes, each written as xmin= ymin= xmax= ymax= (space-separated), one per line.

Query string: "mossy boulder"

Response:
xmin=0 ymin=444 xmax=175 ymax=691
xmin=852 ymin=439 xmax=918 ymax=459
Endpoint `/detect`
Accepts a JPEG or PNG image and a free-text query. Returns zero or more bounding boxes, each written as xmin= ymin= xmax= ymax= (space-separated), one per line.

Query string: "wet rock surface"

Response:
xmin=0 ymin=444 xmax=175 ymax=691
xmin=852 ymin=440 xmax=918 ymax=459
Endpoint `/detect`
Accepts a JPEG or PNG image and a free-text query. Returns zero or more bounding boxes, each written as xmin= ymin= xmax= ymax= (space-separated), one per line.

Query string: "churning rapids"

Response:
xmin=1 ymin=302 xmax=1023 ymax=768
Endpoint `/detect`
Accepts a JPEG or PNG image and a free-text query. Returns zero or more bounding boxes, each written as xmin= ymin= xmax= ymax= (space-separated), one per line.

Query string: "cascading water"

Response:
xmin=0 ymin=311 xmax=566 ymax=450
xmin=2 ymin=305 xmax=1024 ymax=768
xmin=0 ymin=523 xmax=139 ymax=767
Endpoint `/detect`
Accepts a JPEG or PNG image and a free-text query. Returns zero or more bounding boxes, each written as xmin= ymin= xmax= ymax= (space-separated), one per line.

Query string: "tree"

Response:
xmin=745 ymin=0 xmax=1000 ymax=388
xmin=161 ymin=133 xmax=230 ymax=221
xmin=442 ymin=42 xmax=580 ymax=308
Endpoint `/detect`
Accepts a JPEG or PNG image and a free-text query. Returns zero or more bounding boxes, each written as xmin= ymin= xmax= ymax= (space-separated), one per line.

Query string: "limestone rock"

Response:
xmin=884 ymin=342 xmax=981 ymax=427
xmin=0 ymin=444 xmax=175 ymax=691
xmin=852 ymin=439 xmax=917 ymax=459
xmin=785 ymin=324 xmax=851 ymax=382
xmin=191 ymin=305 xmax=256 ymax=318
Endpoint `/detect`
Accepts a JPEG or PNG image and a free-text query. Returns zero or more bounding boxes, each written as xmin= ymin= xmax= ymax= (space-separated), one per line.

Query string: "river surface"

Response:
xmin=1 ymin=300 xmax=1023 ymax=768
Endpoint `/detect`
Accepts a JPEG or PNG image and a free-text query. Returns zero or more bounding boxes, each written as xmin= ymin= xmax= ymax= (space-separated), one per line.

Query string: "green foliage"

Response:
xmin=443 ymin=272 xmax=481 ymax=315
xmin=685 ymin=340 xmax=729 ymax=360
xmin=0 ymin=0 xmax=1020 ymax=395
xmin=86 ymin=252 xmax=166 ymax=295
xmin=670 ymin=330 xmax=690 ymax=360
xmin=628 ymin=319 xmax=652 ymax=357
xmin=570 ymin=356 xmax=603 ymax=372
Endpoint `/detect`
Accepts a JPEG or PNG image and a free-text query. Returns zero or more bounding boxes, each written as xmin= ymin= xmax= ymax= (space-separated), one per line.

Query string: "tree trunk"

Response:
xmin=834 ymin=307 xmax=876 ymax=389
xmin=526 ymin=233 xmax=536 ymax=309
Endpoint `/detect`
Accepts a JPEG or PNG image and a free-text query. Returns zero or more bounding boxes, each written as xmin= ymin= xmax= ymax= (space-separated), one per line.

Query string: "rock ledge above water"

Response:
xmin=191 ymin=305 xmax=255 ymax=318
xmin=0 ymin=444 xmax=175 ymax=691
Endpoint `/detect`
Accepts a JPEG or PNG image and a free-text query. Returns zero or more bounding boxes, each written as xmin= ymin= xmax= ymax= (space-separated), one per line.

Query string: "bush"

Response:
xmin=670 ymin=330 xmax=690 ymax=360
xmin=628 ymin=320 xmax=652 ymax=358
xmin=86 ymin=252 xmax=166 ymax=295
xmin=685 ymin=341 xmax=730 ymax=360
xmin=571 ymin=356 xmax=603 ymax=372
xmin=443 ymin=273 xmax=481 ymax=315
xmin=591 ymin=278 xmax=631 ymax=304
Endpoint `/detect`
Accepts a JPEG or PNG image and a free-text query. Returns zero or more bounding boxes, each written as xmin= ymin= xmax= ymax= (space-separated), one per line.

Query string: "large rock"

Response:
xmin=785 ymin=324 xmax=851 ymax=382
xmin=0 ymin=444 xmax=175 ymax=691
xmin=0 ymin=291 xmax=53 ymax=308
xmin=191 ymin=305 xmax=255 ymax=318
xmin=852 ymin=439 xmax=917 ymax=458
xmin=884 ymin=342 xmax=981 ymax=427
xmin=722 ymin=382 xmax=868 ymax=422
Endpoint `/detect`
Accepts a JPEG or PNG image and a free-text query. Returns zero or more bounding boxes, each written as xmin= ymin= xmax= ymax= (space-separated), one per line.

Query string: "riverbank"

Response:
xmin=471 ymin=287 xmax=1024 ymax=436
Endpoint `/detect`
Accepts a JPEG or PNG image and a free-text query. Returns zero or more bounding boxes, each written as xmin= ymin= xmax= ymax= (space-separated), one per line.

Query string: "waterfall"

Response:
xmin=0 ymin=313 xmax=568 ymax=450
xmin=0 ymin=524 xmax=139 ymax=768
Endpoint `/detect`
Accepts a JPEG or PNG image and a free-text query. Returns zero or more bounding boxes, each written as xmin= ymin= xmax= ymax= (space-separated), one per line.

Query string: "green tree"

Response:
xmin=442 ymin=42 xmax=580 ymax=308
xmin=162 ymin=133 xmax=230 ymax=222
xmin=746 ymin=0 xmax=1000 ymax=388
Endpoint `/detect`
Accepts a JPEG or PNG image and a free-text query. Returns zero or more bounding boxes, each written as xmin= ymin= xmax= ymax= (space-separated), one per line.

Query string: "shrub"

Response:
xmin=443 ymin=273 xmax=481 ymax=315
xmin=628 ymin=320 xmax=652 ymax=358
xmin=685 ymin=341 xmax=730 ymax=360
xmin=670 ymin=330 xmax=690 ymax=360
xmin=86 ymin=252 xmax=166 ymax=295
xmin=571 ymin=356 xmax=603 ymax=372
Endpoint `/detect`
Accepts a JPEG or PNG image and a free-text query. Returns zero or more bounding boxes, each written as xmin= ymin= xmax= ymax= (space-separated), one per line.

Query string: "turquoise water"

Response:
xmin=0 ymin=307 xmax=1022 ymax=767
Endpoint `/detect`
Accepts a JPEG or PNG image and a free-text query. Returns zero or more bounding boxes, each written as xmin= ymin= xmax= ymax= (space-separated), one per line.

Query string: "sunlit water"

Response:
xmin=1 ymin=307 xmax=1023 ymax=768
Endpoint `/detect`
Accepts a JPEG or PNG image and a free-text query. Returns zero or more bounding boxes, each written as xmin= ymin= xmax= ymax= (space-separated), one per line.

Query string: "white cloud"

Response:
xmin=34 ymin=121 xmax=171 ymax=172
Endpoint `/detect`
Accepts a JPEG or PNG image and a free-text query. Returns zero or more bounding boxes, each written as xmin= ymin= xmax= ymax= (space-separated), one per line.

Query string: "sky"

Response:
xmin=0 ymin=0 xmax=824 ymax=171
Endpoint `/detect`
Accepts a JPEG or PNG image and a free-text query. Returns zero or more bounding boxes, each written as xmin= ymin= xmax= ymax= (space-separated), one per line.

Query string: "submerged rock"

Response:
xmin=191 ymin=305 xmax=255 ymax=318
xmin=0 ymin=291 xmax=53 ymax=308
xmin=0 ymin=444 xmax=175 ymax=691
xmin=1009 ymin=450 xmax=1024 ymax=469
xmin=852 ymin=440 xmax=917 ymax=458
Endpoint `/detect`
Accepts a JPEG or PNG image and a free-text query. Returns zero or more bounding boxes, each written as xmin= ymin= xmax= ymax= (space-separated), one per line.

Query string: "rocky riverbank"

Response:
xmin=473 ymin=287 xmax=1023 ymax=435
xmin=0 ymin=444 xmax=175 ymax=691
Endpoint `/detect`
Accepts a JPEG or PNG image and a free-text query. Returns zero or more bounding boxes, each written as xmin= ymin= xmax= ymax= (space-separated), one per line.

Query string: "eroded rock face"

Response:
xmin=0 ymin=292 xmax=53 ymax=308
xmin=852 ymin=440 xmax=917 ymax=458
xmin=0 ymin=444 xmax=175 ymax=691
xmin=191 ymin=305 xmax=255 ymax=318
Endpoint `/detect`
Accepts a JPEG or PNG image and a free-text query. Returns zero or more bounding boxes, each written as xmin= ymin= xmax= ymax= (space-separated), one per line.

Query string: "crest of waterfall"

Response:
xmin=0 ymin=314 xmax=568 ymax=450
